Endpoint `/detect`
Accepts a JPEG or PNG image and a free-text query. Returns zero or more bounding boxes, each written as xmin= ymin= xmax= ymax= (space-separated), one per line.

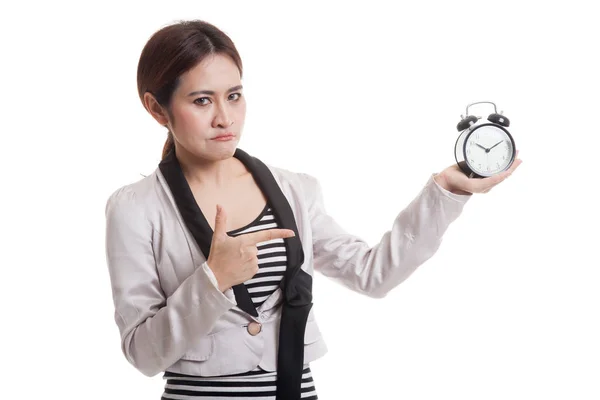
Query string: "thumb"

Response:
xmin=213 ymin=204 xmax=227 ymax=237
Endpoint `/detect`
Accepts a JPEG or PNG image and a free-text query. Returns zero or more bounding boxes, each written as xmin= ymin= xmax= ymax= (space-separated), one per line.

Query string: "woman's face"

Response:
xmin=167 ymin=54 xmax=246 ymax=161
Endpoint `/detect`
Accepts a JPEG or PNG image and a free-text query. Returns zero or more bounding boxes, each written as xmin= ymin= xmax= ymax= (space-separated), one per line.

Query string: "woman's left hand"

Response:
xmin=434 ymin=150 xmax=523 ymax=195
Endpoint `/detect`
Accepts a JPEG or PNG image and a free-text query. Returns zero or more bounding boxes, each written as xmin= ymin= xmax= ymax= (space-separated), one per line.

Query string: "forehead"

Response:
xmin=178 ymin=54 xmax=241 ymax=92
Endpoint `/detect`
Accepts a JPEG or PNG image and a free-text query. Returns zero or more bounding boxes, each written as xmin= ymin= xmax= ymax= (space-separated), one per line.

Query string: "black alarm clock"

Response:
xmin=454 ymin=101 xmax=516 ymax=178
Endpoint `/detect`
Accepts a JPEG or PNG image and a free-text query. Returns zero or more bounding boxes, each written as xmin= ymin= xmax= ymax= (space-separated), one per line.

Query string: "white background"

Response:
xmin=2 ymin=1 xmax=599 ymax=399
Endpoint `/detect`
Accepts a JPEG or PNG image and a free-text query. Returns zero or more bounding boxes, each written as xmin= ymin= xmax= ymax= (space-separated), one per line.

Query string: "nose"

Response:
xmin=212 ymin=102 xmax=233 ymax=128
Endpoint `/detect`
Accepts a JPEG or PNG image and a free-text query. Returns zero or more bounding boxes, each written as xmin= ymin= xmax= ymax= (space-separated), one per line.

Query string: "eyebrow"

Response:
xmin=187 ymin=85 xmax=243 ymax=97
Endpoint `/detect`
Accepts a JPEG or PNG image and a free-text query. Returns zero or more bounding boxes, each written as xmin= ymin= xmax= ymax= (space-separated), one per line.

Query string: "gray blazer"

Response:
xmin=104 ymin=164 xmax=470 ymax=377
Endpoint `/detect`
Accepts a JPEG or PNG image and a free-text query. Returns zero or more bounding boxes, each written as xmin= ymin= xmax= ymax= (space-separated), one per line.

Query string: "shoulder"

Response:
xmin=104 ymin=170 xmax=159 ymax=219
xmin=264 ymin=163 xmax=321 ymax=194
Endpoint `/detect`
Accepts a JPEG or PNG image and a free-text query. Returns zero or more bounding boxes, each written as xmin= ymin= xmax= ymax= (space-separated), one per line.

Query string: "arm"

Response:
xmin=104 ymin=187 xmax=235 ymax=377
xmin=301 ymin=172 xmax=471 ymax=298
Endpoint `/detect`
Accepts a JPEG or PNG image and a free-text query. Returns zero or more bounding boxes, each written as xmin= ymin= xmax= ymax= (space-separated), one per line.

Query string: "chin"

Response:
xmin=209 ymin=144 xmax=238 ymax=159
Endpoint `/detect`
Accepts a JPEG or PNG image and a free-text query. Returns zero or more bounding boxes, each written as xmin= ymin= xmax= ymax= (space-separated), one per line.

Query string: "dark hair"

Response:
xmin=136 ymin=20 xmax=243 ymax=160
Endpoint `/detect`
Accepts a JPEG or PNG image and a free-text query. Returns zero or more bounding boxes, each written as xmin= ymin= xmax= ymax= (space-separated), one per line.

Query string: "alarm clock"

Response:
xmin=454 ymin=101 xmax=516 ymax=178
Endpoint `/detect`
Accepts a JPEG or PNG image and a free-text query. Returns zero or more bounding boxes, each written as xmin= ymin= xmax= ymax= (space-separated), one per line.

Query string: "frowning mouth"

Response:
xmin=211 ymin=133 xmax=235 ymax=141
xmin=211 ymin=132 xmax=235 ymax=140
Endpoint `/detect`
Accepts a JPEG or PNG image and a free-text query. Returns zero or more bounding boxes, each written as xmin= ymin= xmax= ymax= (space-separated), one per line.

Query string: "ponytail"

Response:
xmin=161 ymin=131 xmax=175 ymax=160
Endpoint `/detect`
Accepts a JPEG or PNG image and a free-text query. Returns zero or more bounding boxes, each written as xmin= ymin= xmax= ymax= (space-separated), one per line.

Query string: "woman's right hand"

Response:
xmin=206 ymin=204 xmax=296 ymax=292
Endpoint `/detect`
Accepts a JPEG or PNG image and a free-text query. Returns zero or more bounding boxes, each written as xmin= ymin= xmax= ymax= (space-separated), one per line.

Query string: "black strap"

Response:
xmin=232 ymin=284 xmax=258 ymax=317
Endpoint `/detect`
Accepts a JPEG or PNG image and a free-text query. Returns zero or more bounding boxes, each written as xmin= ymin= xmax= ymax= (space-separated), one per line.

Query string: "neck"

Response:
xmin=175 ymin=144 xmax=245 ymax=189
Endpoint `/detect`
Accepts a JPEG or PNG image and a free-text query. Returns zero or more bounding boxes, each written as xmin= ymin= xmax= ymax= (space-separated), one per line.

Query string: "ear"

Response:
xmin=143 ymin=92 xmax=170 ymax=126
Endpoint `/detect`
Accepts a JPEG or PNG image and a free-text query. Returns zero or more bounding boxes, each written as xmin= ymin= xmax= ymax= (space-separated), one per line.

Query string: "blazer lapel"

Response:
xmin=233 ymin=148 xmax=306 ymax=293
xmin=158 ymin=147 xmax=305 ymax=317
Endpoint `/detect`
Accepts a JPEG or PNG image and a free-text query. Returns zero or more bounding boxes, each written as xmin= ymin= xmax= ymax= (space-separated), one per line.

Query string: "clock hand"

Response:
xmin=475 ymin=143 xmax=488 ymax=151
xmin=489 ymin=140 xmax=503 ymax=151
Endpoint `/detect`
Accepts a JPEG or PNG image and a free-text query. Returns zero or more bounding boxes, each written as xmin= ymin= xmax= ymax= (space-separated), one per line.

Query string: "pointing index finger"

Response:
xmin=242 ymin=228 xmax=296 ymax=245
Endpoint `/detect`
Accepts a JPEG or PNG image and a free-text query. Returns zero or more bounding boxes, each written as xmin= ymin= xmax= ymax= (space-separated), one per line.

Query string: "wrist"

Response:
xmin=434 ymin=172 xmax=472 ymax=196
xmin=205 ymin=260 xmax=232 ymax=292
xmin=217 ymin=280 xmax=231 ymax=293
xmin=212 ymin=271 xmax=232 ymax=292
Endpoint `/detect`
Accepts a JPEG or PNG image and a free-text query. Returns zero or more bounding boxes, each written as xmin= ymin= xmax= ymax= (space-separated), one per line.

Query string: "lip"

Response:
xmin=211 ymin=133 xmax=235 ymax=140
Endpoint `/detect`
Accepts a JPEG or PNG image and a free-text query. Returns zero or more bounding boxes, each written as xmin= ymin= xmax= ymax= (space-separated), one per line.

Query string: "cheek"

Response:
xmin=175 ymin=106 xmax=210 ymax=128
xmin=235 ymin=101 xmax=247 ymax=119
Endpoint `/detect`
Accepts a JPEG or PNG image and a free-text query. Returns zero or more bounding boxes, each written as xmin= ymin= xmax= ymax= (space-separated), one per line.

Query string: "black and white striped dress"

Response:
xmin=161 ymin=203 xmax=318 ymax=400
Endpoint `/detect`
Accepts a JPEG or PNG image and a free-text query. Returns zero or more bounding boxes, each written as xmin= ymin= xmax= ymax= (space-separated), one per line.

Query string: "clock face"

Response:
xmin=464 ymin=125 xmax=514 ymax=176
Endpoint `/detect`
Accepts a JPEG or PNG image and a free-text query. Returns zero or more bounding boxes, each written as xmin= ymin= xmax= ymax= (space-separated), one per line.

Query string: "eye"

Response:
xmin=193 ymin=97 xmax=211 ymax=106
xmin=229 ymin=92 xmax=242 ymax=101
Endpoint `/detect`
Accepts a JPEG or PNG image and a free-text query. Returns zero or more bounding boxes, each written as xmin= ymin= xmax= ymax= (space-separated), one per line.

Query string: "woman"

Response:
xmin=104 ymin=19 xmax=522 ymax=400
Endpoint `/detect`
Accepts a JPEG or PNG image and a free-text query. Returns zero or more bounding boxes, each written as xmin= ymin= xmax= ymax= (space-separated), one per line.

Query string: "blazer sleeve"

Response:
xmin=300 ymin=172 xmax=471 ymax=298
xmin=104 ymin=186 xmax=236 ymax=377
